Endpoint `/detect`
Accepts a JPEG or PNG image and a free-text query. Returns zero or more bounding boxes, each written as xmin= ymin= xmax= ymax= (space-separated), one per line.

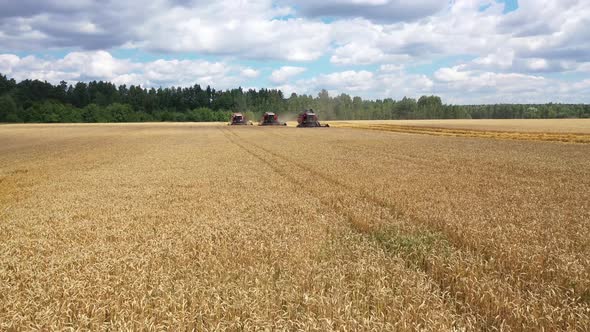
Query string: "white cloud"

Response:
xmin=240 ymin=68 xmax=260 ymax=78
xmin=2 ymin=0 xmax=590 ymax=72
xmin=0 ymin=1 xmax=331 ymax=61
xmin=1 ymin=0 xmax=590 ymax=103
xmin=140 ymin=15 xmax=330 ymax=61
xmin=281 ymin=0 xmax=447 ymax=22
xmin=59 ymin=51 xmax=134 ymax=79
xmin=276 ymin=64 xmax=589 ymax=104
xmin=0 ymin=51 xmax=256 ymax=89
xmin=432 ymin=66 xmax=568 ymax=104
xmin=270 ymin=66 xmax=307 ymax=84
xmin=525 ymin=58 xmax=549 ymax=71
xmin=379 ymin=64 xmax=404 ymax=72
xmin=0 ymin=54 xmax=20 ymax=73
xmin=327 ymin=0 xmax=590 ymax=75
xmin=277 ymin=66 xmax=433 ymax=100
xmin=330 ymin=42 xmax=394 ymax=65
xmin=310 ymin=70 xmax=375 ymax=92
xmin=3 ymin=50 xmax=590 ymax=104
xmin=434 ymin=66 xmax=470 ymax=82
xmin=473 ymin=49 xmax=515 ymax=70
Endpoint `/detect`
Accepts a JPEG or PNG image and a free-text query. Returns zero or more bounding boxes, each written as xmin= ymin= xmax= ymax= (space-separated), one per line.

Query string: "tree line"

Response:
xmin=1 ymin=74 xmax=588 ymax=123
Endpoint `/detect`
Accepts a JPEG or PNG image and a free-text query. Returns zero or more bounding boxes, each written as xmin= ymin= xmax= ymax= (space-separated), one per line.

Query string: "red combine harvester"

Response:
xmin=259 ymin=112 xmax=287 ymax=126
xmin=297 ymin=109 xmax=329 ymax=128
xmin=229 ymin=113 xmax=252 ymax=125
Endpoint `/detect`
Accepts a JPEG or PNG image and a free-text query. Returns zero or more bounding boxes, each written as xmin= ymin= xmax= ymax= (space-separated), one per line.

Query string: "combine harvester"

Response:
xmin=229 ymin=113 xmax=253 ymax=125
xmin=259 ymin=112 xmax=287 ymax=126
xmin=297 ymin=109 xmax=329 ymax=128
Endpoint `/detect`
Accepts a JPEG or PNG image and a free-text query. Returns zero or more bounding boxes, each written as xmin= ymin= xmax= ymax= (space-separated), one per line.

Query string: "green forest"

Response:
xmin=1 ymin=74 xmax=589 ymax=123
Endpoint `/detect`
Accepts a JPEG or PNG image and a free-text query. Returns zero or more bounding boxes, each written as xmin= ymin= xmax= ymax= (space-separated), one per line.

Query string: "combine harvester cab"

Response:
xmin=259 ymin=112 xmax=287 ymax=126
xmin=297 ymin=109 xmax=329 ymax=128
xmin=229 ymin=113 xmax=252 ymax=125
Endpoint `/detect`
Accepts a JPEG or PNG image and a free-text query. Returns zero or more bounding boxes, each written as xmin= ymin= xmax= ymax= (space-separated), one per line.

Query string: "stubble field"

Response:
xmin=1 ymin=120 xmax=589 ymax=331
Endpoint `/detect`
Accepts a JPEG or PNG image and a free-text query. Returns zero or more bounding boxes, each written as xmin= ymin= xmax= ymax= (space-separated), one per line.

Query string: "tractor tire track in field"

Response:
xmin=221 ymin=127 xmax=589 ymax=331
xmin=220 ymin=127 xmax=495 ymax=329
xmin=252 ymin=135 xmax=589 ymax=331
xmin=234 ymin=130 xmax=586 ymax=282
xmin=217 ymin=127 xmax=474 ymax=330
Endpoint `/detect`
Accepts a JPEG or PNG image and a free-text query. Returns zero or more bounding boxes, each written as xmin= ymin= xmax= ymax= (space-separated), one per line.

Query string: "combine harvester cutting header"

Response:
xmin=259 ymin=112 xmax=287 ymax=126
xmin=297 ymin=109 xmax=329 ymax=128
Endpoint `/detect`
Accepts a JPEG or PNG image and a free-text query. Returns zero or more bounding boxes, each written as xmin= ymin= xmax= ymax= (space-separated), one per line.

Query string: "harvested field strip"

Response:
xmin=225 ymin=128 xmax=590 ymax=331
xmin=331 ymin=122 xmax=590 ymax=143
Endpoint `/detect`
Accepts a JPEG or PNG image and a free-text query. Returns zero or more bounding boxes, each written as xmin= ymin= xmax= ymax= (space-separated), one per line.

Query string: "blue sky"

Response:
xmin=1 ymin=0 xmax=589 ymax=104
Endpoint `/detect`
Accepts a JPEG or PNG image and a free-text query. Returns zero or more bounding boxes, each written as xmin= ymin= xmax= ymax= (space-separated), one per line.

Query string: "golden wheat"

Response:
xmin=0 ymin=121 xmax=588 ymax=331
xmin=329 ymin=119 xmax=590 ymax=143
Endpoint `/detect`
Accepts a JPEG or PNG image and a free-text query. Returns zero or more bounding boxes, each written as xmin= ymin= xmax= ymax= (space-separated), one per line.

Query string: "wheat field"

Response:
xmin=328 ymin=119 xmax=590 ymax=143
xmin=1 ymin=121 xmax=589 ymax=331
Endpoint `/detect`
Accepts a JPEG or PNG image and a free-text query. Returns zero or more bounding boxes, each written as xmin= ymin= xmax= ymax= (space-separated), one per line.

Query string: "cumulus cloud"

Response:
xmin=327 ymin=1 xmax=505 ymax=66
xmin=275 ymin=64 xmax=589 ymax=104
xmin=328 ymin=0 xmax=590 ymax=75
xmin=0 ymin=0 xmax=96 ymax=18
xmin=2 ymin=0 xmax=590 ymax=71
xmin=0 ymin=51 xmax=258 ymax=89
xmin=430 ymin=65 xmax=587 ymax=104
xmin=309 ymin=70 xmax=375 ymax=92
xmin=270 ymin=66 xmax=306 ymax=84
xmin=0 ymin=0 xmax=135 ymax=50
xmin=330 ymin=42 xmax=402 ymax=65
xmin=283 ymin=0 xmax=447 ymax=23
xmin=134 ymin=0 xmax=331 ymax=61
xmin=0 ymin=0 xmax=331 ymax=61
xmin=273 ymin=66 xmax=433 ymax=100
xmin=3 ymin=50 xmax=590 ymax=104
xmin=1 ymin=0 xmax=590 ymax=103
xmin=241 ymin=68 xmax=260 ymax=78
